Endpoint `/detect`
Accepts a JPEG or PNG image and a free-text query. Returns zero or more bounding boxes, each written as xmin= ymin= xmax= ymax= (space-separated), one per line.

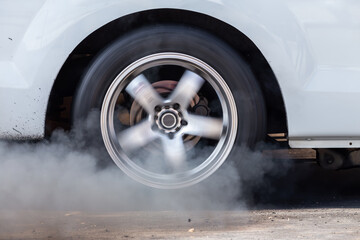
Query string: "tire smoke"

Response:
xmin=0 ymin=130 xmax=243 ymax=212
xmin=0 ymin=115 xmax=292 ymax=238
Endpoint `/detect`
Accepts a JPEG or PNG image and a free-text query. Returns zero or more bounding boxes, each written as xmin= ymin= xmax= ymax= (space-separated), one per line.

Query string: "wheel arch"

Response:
xmin=46 ymin=9 xmax=287 ymax=137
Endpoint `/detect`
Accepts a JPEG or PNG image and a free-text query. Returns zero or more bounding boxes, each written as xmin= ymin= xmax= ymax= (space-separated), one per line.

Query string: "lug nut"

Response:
xmin=181 ymin=120 xmax=188 ymax=126
xmin=173 ymin=103 xmax=180 ymax=110
xmin=154 ymin=105 xmax=162 ymax=112
xmin=168 ymin=132 xmax=174 ymax=139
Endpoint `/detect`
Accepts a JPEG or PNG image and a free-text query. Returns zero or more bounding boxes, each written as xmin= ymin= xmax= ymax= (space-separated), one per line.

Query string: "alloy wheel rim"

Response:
xmin=100 ymin=52 xmax=238 ymax=188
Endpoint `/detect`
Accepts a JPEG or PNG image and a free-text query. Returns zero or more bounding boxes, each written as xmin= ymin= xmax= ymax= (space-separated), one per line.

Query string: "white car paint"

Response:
xmin=0 ymin=0 xmax=360 ymax=148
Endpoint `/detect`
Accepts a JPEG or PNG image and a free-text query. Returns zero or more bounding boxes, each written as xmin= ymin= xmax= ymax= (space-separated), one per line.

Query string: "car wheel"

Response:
xmin=73 ymin=25 xmax=266 ymax=189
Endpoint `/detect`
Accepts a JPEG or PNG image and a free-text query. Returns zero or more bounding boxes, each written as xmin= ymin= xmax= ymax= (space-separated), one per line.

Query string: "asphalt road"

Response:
xmin=1 ymin=207 xmax=360 ymax=240
xmin=2 ymin=160 xmax=360 ymax=239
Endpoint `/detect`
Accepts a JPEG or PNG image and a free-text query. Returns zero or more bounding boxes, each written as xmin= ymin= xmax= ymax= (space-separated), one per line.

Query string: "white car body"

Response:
xmin=0 ymin=0 xmax=360 ymax=148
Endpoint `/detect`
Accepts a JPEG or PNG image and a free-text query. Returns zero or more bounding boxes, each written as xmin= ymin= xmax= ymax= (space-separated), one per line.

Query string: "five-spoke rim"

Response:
xmin=101 ymin=52 xmax=238 ymax=188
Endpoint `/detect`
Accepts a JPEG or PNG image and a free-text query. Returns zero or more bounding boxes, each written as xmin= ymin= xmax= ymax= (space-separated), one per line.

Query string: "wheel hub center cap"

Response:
xmin=154 ymin=105 xmax=184 ymax=134
xmin=161 ymin=112 xmax=177 ymax=129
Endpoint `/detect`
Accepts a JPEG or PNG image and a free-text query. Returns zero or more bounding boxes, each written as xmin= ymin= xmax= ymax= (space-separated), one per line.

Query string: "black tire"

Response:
xmin=73 ymin=25 xmax=266 ymax=188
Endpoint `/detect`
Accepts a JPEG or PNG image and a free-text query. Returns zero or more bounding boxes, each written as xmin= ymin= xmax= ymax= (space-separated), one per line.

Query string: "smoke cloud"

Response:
xmin=0 ymin=116 xmax=292 ymax=238
xmin=0 ymin=129 xmax=245 ymax=212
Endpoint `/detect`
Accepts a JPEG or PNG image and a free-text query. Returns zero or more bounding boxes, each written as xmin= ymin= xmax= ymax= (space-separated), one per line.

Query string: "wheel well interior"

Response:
xmin=46 ymin=8 xmax=287 ymax=139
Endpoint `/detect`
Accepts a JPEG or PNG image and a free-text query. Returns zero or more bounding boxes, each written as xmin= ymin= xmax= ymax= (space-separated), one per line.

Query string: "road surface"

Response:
xmin=2 ymin=160 xmax=360 ymax=239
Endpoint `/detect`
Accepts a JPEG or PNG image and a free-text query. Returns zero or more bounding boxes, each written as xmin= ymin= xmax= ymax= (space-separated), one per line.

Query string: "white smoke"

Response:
xmin=0 ymin=129 xmax=245 ymax=212
xmin=0 ymin=112 xmax=295 ymax=240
